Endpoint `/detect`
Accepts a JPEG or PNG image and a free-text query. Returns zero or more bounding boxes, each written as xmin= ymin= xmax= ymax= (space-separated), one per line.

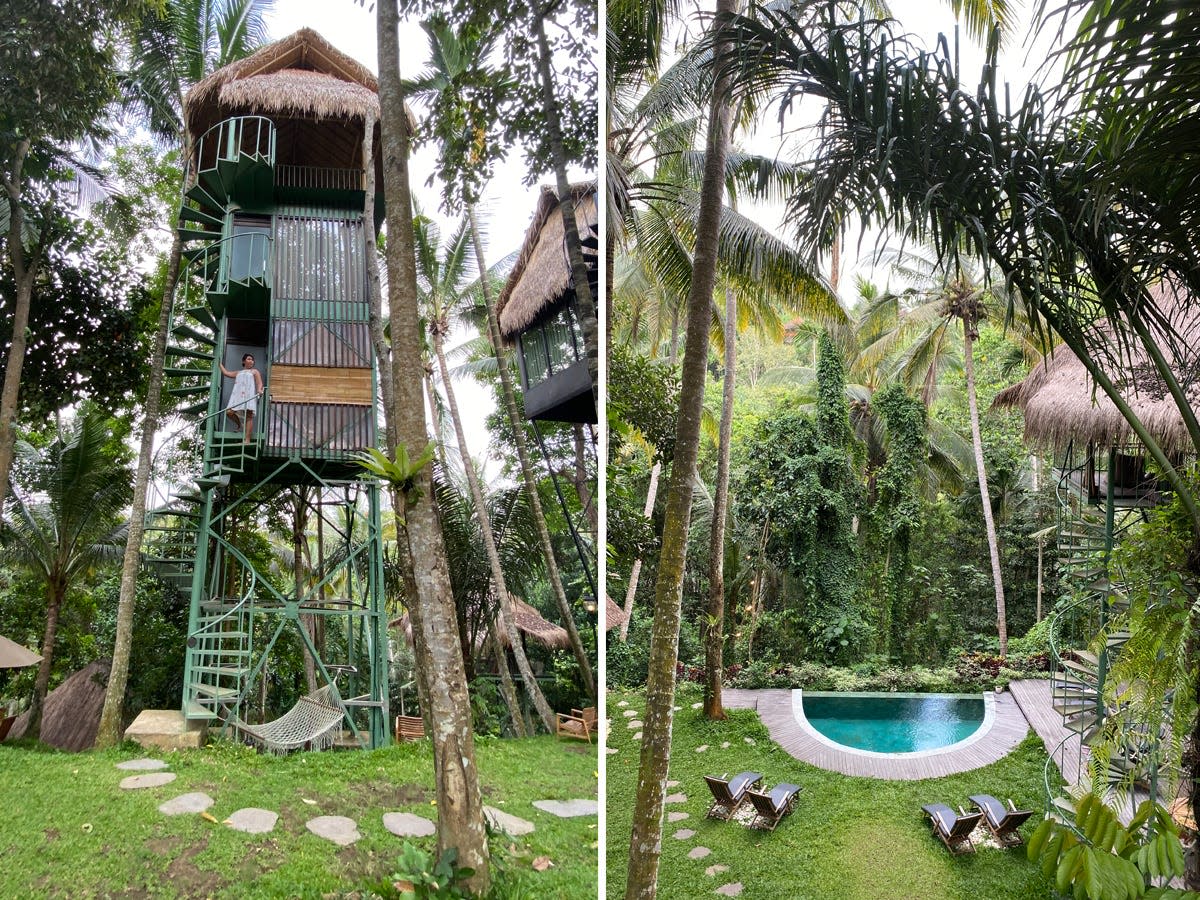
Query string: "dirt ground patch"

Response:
xmin=164 ymin=836 xmax=225 ymax=897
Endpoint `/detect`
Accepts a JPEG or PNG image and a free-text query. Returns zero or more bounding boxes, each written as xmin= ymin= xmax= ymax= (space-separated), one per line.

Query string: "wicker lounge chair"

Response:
xmin=703 ymin=771 xmax=763 ymax=820
xmin=556 ymin=707 xmax=596 ymax=742
xmin=745 ymin=783 xmax=801 ymax=831
xmin=969 ymin=794 xmax=1034 ymax=846
xmin=922 ymin=803 xmax=984 ymax=854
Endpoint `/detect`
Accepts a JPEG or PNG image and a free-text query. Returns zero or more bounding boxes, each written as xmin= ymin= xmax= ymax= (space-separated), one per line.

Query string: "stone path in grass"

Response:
xmin=656 ymin=786 xmax=747 ymax=896
xmin=306 ymin=815 xmax=361 ymax=846
xmin=532 ymin=799 xmax=597 ymax=817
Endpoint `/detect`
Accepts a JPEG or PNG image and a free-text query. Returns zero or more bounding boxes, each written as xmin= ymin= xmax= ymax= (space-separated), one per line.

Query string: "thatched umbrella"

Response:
xmin=0 ymin=633 xmax=41 ymax=668
xmin=495 ymin=182 xmax=597 ymax=342
xmin=604 ymin=595 xmax=628 ymax=633
xmin=994 ymin=283 xmax=1200 ymax=453
xmin=391 ymin=595 xmax=570 ymax=651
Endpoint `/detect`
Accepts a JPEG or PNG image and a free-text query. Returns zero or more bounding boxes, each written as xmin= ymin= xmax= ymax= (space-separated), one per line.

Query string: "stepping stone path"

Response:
xmin=715 ymin=883 xmax=744 ymax=897
xmin=666 ymin=780 xmax=680 ymax=788
xmin=606 ymin=747 xmax=619 ymax=755
xmin=383 ymin=812 xmax=436 ymax=837
xmin=664 ymin=793 xmax=687 ymax=804
xmin=227 ymin=808 xmax=278 ymax=834
xmin=695 ymin=745 xmax=708 ymax=753
xmin=622 ymin=709 xmax=638 ymax=717
xmin=484 ymin=806 xmax=535 ymax=837
xmin=532 ymin=799 xmax=597 ymax=818
xmin=120 ymin=772 xmax=176 ymax=790
xmin=158 ymin=793 xmax=214 ymax=816
xmin=627 ymin=720 xmax=643 ymax=729
xmin=721 ymin=742 xmax=731 ymax=749
xmin=673 ymin=829 xmax=696 ymax=840
xmin=668 ymin=811 xmax=689 ymax=823
xmin=688 ymin=846 xmax=711 ymax=860
xmin=633 ymin=731 xmax=642 ymax=740
xmin=306 ymin=815 xmax=361 ymax=846
xmin=691 ymin=702 xmax=703 ymax=709
xmin=743 ymin=737 xmax=755 ymax=745
xmin=617 ymin=700 xmax=628 ymax=707
xmin=705 ymin=865 xmax=729 ymax=877
xmin=116 ymin=758 xmax=168 ymax=771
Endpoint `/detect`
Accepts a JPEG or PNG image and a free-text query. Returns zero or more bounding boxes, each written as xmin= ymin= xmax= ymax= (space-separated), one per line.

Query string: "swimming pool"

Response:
xmin=797 ymin=691 xmax=990 ymax=755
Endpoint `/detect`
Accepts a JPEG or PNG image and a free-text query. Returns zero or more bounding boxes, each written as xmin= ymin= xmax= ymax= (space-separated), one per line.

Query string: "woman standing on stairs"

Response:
xmin=220 ymin=352 xmax=263 ymax=442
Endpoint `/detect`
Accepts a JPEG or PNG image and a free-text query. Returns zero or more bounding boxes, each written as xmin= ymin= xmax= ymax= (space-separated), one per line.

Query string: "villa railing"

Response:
xmin=276 ymin=164 xmax=364 ymax=192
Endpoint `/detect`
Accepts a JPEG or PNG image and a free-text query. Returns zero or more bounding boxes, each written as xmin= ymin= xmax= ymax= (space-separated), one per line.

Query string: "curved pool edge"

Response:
xmin=791 ymin=690 xmax=996 ymax=760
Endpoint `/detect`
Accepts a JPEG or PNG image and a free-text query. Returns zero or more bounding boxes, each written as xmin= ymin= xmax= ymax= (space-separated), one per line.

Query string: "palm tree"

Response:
xmin=96 ymin=0 xmax=274 ymax=748
xmin=1 ymin=408 xmax=129 ymax=738
xmin=414 ymin=211 xmax=557 ymax=733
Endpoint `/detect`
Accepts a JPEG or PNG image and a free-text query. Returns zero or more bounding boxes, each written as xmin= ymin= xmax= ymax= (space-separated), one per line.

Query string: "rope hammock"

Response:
xmin=228 ymin=685 xmax=346 ymax=755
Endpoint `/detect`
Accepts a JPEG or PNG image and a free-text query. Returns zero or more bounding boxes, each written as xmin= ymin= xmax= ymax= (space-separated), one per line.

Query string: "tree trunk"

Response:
xmin=28 ymin=580 xmax=64 ymax=740
xmin=377 ymin=1 xmax=488 ymax=888
xmin=530 ymin=5 xmax=599 ymax=399
xmin=487 ymin=623 xmax=526 ymax=739
xmin=962 ymin=317 xmax=1007 ymax=657
xmin=296 ymin=488 xmax=318 ymax=695
xmin=703 ymin=284 xmax=737 ymax=720
xmin=361 ymin=111 xmax=396 ymax=452
xmin=625 ymin=4 xmax=739 ymax=896
xmin=620 ymin=461 xmax=661 ymax=641
xmin=0 ymin=139 xmax=37 ymax=512
xmin=1188 ymin=635 xmax=1199 ymax=889
xmin=467 ymin=204 xmax=596 ymax=699
xmin=431 ymin=325 xmax=556 ymax=733
xmin=95 ymin=233 xmax=182 ymax=748
xmin=573 ymin=423 xmax=597 ymax=538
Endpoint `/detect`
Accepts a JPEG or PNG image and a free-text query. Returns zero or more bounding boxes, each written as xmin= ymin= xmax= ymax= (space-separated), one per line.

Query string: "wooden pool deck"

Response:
xmin=723 ymin=687 xmax=1030 ymax=780
xmin=1007 ymin=678 xmax=1087 ymax=785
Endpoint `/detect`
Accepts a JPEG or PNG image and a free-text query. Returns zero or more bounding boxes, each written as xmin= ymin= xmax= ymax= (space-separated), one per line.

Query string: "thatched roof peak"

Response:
xmin=185 ymin=28 xmax=380 ymax=133
xmin=496 ymin=182 xmax=597 ymax=339
xmin=993 ymin=281 xmax=1200 ymax=453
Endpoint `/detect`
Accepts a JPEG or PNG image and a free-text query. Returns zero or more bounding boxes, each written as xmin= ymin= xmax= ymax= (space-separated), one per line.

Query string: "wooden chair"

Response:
xmin=394 ymin=714 xmax=425 ymax=742
xmin=922 ymin=803 xmax=984 ymax=854
xmin=703 ymin=771 xmax=764 ymax=820
xmin=0 ymin=714 xmax=15 ymax=742
xmin=745 ymin=783 xmax=801 ymax=831
xmin=555 ymin=707 xmax=596 ymax=742
xmin=969 ymin=794 xmax=1034 ymax=847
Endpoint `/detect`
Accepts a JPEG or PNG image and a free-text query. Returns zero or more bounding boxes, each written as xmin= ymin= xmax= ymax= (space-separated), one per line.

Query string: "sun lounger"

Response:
xmin=703 ymin=771 xmax=763 ymax=820
xmin=969 ymin=794 xmax=1034 ymax=846
xmin=745 ymin=783 xmax=801 ymax=830
xmin=922 ymin=803 xmax=984 ymax=854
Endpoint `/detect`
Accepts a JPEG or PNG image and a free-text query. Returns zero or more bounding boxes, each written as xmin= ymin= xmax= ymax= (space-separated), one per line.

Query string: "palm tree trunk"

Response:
xmin=431 ymin=326 xmax=556 ymax=733
xmin=620 ymin=461 xmax=661 ymax=642
xmin=467 ymin=204 xmax=596 ymax=699
xmin=530 ymin=5 xmax=599 ymax=399
xmin=962 ymin=317 xmax=1007 ymax=657
xmin=0 ymin=139 xmax=37 ymax=512
xmin=703 ymin=284 xmax=737 ymax=720
xmin=488 ymin=624 xmax=526 ymax=738
xmin=296 ymin=489 xmax=318 ymax=695
xmin=361 ymin=111 xmax=396 ymax=452
xmin=625 ymin=4 xmax=740 ymax=896
xmin=29 ymin=580 xmax=65 ymax=739
xmin=378 ymin=1 xmax=488 ymax=887
xmin=573 ymin=423 xmax=597 ymax=537
xmin=95 ymin=233 xmax=182 ymax=747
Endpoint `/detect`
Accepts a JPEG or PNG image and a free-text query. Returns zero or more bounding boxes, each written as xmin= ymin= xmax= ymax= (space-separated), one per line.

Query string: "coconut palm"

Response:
xmin=96 ymin=0 xmax=274 ymax=748
xmin=1 ymin=408 xmax=129 ymax=739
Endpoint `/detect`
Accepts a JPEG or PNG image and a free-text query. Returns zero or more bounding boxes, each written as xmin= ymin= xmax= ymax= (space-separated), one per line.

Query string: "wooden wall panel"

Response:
xmin=269 ymin=366 xmax=373 ymax=405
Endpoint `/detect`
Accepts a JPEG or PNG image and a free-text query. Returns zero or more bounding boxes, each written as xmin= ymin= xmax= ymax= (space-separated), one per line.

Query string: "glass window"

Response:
xmin=520 ymin=329 xmax=550 ymax=388
xmin=229 ymin=218 xmax=270 ymax=282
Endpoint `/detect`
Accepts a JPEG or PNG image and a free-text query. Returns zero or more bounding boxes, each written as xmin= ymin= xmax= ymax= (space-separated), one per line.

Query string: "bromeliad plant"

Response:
xmin=1027 ymin=790 xmax=1198 ymax=900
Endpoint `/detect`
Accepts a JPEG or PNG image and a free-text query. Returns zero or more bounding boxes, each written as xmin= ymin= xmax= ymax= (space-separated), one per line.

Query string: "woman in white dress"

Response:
xmin=219 ymin=352 xmax=264 ymax=442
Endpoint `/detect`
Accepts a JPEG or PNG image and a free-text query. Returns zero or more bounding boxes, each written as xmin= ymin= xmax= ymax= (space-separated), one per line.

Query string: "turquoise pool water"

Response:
xmin=801 ymin=693 xmax=985 ymax=753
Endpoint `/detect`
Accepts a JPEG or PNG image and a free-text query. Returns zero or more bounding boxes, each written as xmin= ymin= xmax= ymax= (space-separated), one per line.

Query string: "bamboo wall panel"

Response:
xmin=273 ymin=320 xmax=371 ymax=367
xmin=269 ymin=366 xmax=373 ymax=405
xmin=268 ymin=402 xmax=375 ymax=452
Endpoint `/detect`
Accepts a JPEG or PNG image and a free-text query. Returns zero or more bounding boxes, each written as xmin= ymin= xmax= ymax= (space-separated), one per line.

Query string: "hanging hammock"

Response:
xmin=228 ymin=685 xmax=346 ymax=755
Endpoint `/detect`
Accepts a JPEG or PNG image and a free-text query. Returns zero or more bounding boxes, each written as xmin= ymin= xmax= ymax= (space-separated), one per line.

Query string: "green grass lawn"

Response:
xmin=0 ymin=734 xmax=597 ymax=898
xmin=606 ymin=685 xmax=1057 ymax=900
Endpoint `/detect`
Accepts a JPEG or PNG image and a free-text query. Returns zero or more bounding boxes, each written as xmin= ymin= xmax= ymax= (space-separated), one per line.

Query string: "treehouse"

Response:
xmin=496 ymin=183 xmax=598 ymax=423
xmin=143 ymin=29 xmax=395 ymax=749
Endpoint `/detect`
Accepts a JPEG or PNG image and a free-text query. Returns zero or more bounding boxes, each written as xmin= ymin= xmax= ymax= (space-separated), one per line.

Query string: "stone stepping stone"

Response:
xmin=673 ymin=829 xmax=696 ymax=840
xmin=383 ymin=812 xmax=436 ymax=837
xmin=666 ymin=780 xmax=681 ymax=788
xmin=306 ymin=816 xmax=361 ymax=846
xmin=617 ymin=700 xmax=628 ymax=707
xmin=691 ymin=702 xmax=703 ymax=709
xmin=743 ymin=737 xmax=756 ymax=745
xmin=119 ymin=772 xmax=176 ymax=790
xmin=227 ymin=808 xmax=278 ymax=834
xmin=706 ymin=864 xmax=730 ymax=877
xmin=116 ymin=758 xmax=168 ymax=771
xmin=158 ymin=793 xmax=214 ymax=816
xmin=606 ymin=747 xmax=619 ymax=755
xmin=483 ymin=806 xmax=535 ymax=837
xmin=627 ymin=720 xmax=643 ymax=729
xmin=668 ymin=811 xmax=689 ymax=823
xmin=633 ymin=731 xmax=642 ymax=740
xmin=688 ymin=846 xmax=711 ymax=860
xmin=532 ymin=799 xmax=597 ymax=818
xmin=672 ymin=706 xmax=682 ymax=712
xmin=721 ymin=742 xmax=731 ymax=749
xmin=695 ymin=744 xmax=708 ymax=753
xmin=715 ymin=883 xmax=744 ymax=897
xmin=622 ymin=709 xmax=638 ymax=717
xmin=665 ymin=793 xmax=687 ymax=804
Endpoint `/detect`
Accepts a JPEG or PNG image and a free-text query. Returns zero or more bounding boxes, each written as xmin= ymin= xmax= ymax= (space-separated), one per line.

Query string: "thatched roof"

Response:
xmin=391 ymin=595 xmax=570 ymax=651
xmin=0 ymin=633 xmax=41 ymax=668
xmin=604 ymin=596 xmax=627 ymax=632
xmin=496 ymin=182 xmax=597 ymax=339
xmin=994 ymin=282 xmax=1200 ymax=453
xmin=8 ymin=659 xmax=108 ymax=751
xmin=185 ymin=28 xmax=378 ymax=131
